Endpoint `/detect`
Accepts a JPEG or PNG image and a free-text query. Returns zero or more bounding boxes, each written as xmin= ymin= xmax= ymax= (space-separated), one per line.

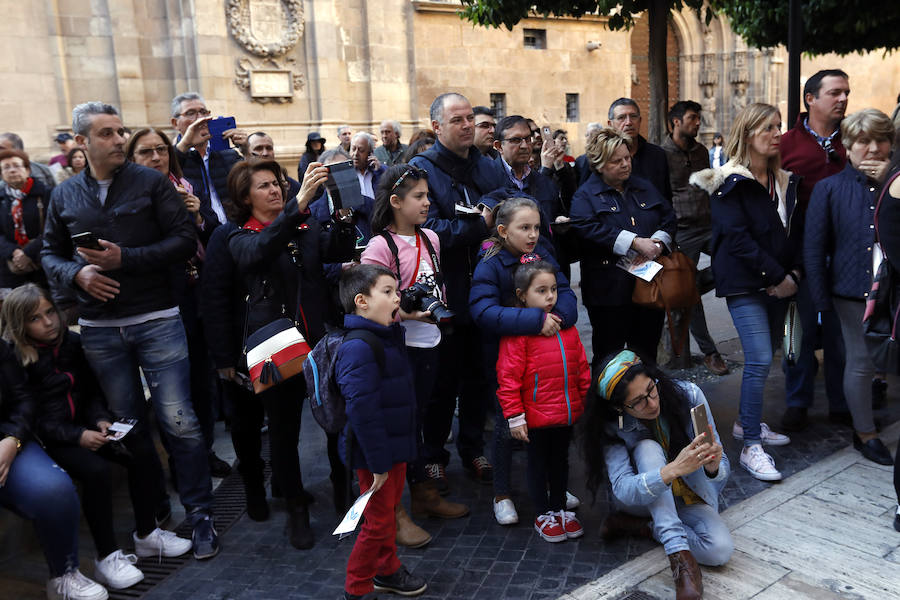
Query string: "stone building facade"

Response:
xmin=1 ymin=0 xmax=897 ymax=170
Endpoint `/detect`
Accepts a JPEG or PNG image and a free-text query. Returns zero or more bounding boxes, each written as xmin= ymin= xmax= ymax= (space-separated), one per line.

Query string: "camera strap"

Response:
xmin=380 ymin=228 xmax=444 ymax=292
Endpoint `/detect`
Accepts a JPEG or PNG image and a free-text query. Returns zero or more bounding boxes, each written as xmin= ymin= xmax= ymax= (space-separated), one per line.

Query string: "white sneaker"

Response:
xmin=565 ymin=491 xmax=580 ymax=510
xmin=134 ymin=527 xmax=193 ymax=558
xmin=740 ymin=444 xmax=783 ymax=481
xmin=493 ymin=497 xmax=519 ymax=525
xmin=46 ymin=569 xmax=108 ymax=600
xmin=733 ymin=421 xmax=791 ymax=446
xmin=93 ymin=550 xmax=143 ymax=590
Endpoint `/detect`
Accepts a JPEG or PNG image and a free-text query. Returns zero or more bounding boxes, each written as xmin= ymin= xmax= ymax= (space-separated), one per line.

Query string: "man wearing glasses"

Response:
xmin=491 ymin=115 xmax=563 ymax=221
xmin=604 ymin=98 xmax=672 ymax=202
xmin=780 ymin=69 xmax=854 ymax=433
xmin=473 ymin=106 xmax=498 ymax=159
xmin=171 ymin=92 xmax=247 ymax=230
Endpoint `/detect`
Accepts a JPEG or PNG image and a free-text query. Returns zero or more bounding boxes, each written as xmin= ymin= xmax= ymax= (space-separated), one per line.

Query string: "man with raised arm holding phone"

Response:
xmin=171 ymin=92 xmax=247 ymax=229
xmin=41 ymin=101 xmax=221 ymax=560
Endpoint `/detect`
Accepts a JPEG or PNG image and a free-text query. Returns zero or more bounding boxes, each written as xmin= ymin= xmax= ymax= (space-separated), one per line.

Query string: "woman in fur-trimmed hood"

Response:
xmin=689 ymin=102 xmax=801 ymax=484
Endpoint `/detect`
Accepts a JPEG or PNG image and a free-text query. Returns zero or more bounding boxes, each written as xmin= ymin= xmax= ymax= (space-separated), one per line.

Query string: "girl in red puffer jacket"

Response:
xmin=496 ymin=259 xmax=591 ymax=543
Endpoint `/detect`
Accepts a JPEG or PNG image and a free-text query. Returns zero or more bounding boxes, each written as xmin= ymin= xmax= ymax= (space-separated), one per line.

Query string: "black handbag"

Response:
xmin=863 ymin=258 xmax=900 ymax=374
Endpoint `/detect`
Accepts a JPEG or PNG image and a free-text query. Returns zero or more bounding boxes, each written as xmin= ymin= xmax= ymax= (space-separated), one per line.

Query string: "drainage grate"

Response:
xmin=618 ymin=593 xmax=661 ymax=600
xmin=108 ymin=437 xmax=271 ymax=600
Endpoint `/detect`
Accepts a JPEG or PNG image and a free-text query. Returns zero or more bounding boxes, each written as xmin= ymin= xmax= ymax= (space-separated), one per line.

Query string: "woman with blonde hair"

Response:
xmin=805 ymin=108 xmax=895 ymax=465
xmin=570 ymin=127 xmax=676 ymax=366
xmin=690 ymin=103 xmax=800 ymax=482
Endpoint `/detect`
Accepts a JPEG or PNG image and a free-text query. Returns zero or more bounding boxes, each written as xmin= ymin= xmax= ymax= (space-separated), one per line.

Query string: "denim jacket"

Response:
xmin=602 ymin=381 xmax=730 ymax=511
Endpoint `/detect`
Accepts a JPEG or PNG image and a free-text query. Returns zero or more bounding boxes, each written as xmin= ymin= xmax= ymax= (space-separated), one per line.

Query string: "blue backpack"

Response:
xmin=303 ymin=328 xmax=385 ymax=434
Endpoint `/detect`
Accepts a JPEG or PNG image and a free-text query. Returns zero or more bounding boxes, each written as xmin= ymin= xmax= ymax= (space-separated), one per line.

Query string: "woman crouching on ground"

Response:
xmin=581 ymin=350 xmax=733 ymax=600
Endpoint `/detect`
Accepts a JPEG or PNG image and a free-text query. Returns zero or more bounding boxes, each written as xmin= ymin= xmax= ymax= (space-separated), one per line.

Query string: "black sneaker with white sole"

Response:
xmin=373 ymin=566 xmax=426 ymax=596
xmin=191 ymin=514 xmax=220 ymax=560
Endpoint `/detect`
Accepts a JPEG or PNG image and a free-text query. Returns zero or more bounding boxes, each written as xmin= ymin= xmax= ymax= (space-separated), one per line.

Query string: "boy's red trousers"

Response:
xmin=344 ymin=462 xmax=406 ymax=596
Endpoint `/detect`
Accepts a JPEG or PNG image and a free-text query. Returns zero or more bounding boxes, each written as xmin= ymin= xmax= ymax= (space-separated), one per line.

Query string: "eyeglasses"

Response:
xmin=475 ymin=122 xmax=495 ymax=129
xmin=623 ymin=380 xmax=657 ymax=411
xmin=177 ymin=108 xmax=211 ymax=119
xmin=0 ymin=162 xmax=26 ymax=172
xmin=501 ymin=136 xmax=534 ymax=146
xmin=390 ymin=166 xmax=427 ymax=192
xmin=134 ymin=145 xmax=168 ymax=158
xmin=613 ymin=113 xmax=640 ymax=122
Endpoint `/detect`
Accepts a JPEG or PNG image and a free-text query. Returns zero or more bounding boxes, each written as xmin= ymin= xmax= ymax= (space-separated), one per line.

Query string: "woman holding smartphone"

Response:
xmin=580 ymin=350 xmax=732 ymax=600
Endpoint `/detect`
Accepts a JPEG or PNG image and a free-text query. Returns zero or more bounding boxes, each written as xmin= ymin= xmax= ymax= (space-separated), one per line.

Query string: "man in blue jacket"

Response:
xmin=409 ymin=93 xmax=504 ymax=489
xmin=41 ymin=101 xmax=219 ymax=560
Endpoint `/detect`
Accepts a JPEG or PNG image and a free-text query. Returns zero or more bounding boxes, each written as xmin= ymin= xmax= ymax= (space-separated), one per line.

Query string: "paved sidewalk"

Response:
xmin=563 ymin=421 xmax=900 ymax=600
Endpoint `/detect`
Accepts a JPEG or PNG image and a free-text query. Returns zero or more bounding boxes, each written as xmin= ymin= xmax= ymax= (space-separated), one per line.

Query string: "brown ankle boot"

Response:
xmin=668 ymin=550 xmax=702 ymax=600
xmin=395 ymin=503 xmax=432 ymax=548
xmin=410 ymin=482 xmax=470 ymax=519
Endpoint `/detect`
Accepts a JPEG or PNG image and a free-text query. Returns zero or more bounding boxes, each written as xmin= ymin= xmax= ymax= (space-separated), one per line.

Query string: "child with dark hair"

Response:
xmin=335 ymin=264 xmax=427 ymax=600
xmin=361 ymin=164 xmax=468 ymax=546
xmin=496 ymin=260 xmax=590 ymax=542
xmin=469 ymin=196 xmax=579 ymax=525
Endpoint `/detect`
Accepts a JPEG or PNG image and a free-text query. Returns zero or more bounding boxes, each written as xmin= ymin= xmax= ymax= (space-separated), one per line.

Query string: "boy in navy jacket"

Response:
xmin=335 ymin=264 xmax=426 ymax=599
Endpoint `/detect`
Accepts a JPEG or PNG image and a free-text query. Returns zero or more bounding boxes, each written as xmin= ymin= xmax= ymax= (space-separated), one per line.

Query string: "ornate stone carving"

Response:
xmin=701 ymin=84 xmax=717 ymax=131
xmin=235 ymin=57 xmax=305 ymax=103
xmin=226 ymin=0 xmax=304 ymax=58
xmin=731 ymin=81 xmax=748 ymax=114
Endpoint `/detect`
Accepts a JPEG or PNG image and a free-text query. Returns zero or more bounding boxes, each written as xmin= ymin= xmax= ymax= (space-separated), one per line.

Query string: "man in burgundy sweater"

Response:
xmin=780 ymin=69 xmax=853 ymax=432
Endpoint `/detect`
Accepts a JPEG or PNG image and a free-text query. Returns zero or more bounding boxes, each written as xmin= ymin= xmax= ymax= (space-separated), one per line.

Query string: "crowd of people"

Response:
xmin=0 ymin=67 xmax=899 ymax=600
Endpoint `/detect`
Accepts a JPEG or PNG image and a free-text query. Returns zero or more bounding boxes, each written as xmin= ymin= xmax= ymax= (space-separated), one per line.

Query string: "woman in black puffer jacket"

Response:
xmin=226 ymin=159 xmax=355 ymax=549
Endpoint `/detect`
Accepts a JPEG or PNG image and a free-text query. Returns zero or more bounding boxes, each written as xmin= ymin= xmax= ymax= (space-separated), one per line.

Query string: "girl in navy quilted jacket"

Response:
xmin=469 ymin=197 xmax=579 ymax=526
xmin=496 ymin=260 xmax=590 ymax=542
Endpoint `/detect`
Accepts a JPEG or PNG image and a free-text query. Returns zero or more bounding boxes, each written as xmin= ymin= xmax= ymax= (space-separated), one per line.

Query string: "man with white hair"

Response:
xmin=374 ymin=120 xmax=407 ymax=167
xmin=336 ymin=124 xmax=353 ymax=156
xmin=349 ymin=131 xmax=384 ymax=197
xmin=574 ymin=122 xmax=602 ymax=185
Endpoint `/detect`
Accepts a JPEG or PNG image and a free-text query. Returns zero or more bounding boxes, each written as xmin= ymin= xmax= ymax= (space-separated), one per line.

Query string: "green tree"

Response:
xmin=709 ymin=0 xmax=900 ymax=55
xmin=460 ymin=0 xmax=707 ymax=143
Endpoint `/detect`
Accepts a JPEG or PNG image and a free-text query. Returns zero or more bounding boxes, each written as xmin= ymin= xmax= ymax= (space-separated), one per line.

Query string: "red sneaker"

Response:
xmin=558 ymin=510 xmax=584 ymax=539
xmin=534 ymin=511 xmax=566 ymax=542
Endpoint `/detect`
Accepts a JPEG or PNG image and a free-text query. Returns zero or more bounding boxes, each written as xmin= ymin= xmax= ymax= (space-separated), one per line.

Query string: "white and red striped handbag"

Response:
xmin=245 ymin=318 xmax=311 ymax=394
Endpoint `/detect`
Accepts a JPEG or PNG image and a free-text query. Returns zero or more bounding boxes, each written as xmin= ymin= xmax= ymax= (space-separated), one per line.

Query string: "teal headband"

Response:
xmin=597 ymin=350 xmax=641 ymax=400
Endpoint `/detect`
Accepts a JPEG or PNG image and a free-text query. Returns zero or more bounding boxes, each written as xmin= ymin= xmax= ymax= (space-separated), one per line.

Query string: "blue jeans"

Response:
xmin=783 ymin=280 xmax=848 ymax=412
xmin=727 ymin=293 xmax=786 ymax=445
xmin=0 ymin=442 xmax=80 ymax=577
xmin=81 ymin=316 xmax=214 ymax=517
xmin=622 ymin=439 xmax=733 ymax=565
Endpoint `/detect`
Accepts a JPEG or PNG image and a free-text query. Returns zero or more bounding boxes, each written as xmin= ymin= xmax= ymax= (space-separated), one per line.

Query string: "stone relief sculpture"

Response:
xmin=699 ymin=27 xmax=718 ymax=135
xmin=227 ymin=0 xmax=305 ymax=102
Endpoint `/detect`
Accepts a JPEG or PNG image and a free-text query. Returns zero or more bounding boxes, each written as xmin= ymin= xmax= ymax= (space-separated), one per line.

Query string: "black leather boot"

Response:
xmin=286 ymin=496 xmax=314 ymax=549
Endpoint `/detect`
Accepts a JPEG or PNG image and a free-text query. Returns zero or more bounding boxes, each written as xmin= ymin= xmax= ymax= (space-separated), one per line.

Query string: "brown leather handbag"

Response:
xmin=632 ymin=251 xmax=701 ymax=310
xmin=632 ymin=251 xmax=702 ymax=358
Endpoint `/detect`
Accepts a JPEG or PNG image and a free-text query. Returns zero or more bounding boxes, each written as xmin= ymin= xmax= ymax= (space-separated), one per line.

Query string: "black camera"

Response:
xmin=400 ymin=282 xmax=455 ymax=323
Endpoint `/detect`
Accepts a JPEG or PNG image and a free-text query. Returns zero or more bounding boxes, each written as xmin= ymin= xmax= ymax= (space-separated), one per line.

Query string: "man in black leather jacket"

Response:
xmin=41 ymin=101 xmax=220 ymax=560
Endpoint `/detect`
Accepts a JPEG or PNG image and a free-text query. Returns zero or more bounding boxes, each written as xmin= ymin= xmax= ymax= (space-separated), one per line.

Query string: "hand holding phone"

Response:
xmin=71 ymin=231 xmax=103 ymax=251
xmin=690 ymin=404 xmax=711 ymax=443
